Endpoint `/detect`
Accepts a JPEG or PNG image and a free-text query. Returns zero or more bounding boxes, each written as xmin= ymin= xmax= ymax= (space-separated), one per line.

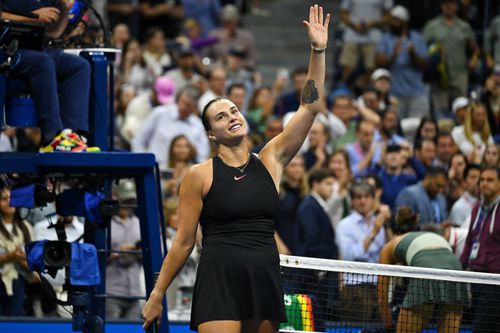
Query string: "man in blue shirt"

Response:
xmin=1 ymin=0 xmax=92 ymax=152
xmin=336 ymin=181 xmax=391 ymax=322
xmin=375 ymin=5 xmax=429 ymax=119
xmin=395 ymin=166 xmax=448 ymax=224
xmin=377 ymin=144 xmax=417 ymax=210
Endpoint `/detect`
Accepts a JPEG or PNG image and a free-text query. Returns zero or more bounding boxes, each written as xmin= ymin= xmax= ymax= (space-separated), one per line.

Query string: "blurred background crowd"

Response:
xmin=0 ymin=0 xmax=499 ymax=322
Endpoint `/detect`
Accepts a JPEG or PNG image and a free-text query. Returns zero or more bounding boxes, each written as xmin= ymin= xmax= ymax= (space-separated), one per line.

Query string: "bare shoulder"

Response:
xmin=380 ymin=236 xmax=403 ymax=265
xmin=183 ymin=159 xmax=213 ymax=197
xmin=257 ymin=150 xmax=282 ymax=192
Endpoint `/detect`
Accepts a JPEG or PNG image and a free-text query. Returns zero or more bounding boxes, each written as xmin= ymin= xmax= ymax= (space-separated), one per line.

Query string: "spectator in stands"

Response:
xmin=0 ymin=189 xmax=39 ymax=316
xmin=198 ymin=67 xmax=227 ymax=113
xmin=33 ymin=215 xmax=83 ymax=317
xmin=165 ymin=46 xmax=204 ymax=91
xmin=339 ymin=0 xmax=393 ymax=86
xmin=414 ymin=117 xmax=438 ymax=143
xmin=251 ymin=117 xmax=283 ymax=153
xmin=208 ymin=4 xmax=257 ymax=69
xmin=177 ymin=18 xmax=219 ymax=56
xmin=410 ymin=139 xmax=436 ymax=180
xmin=451 ymin=102 xmax=494 ymax=161
xmin=120 ymin=39 xmax=155 ymax=94
xmin=274 ymin=67 xmax=307 ymax=116
xmin=226 ymin=82 xmax=247 ymax=115
xmin=481 ymin=70 xmax=500 ymax=143
xmin=182 ymin=0 xmax=221 ymax=37
xmin=110 ymin=23 xmax=131 ymax=66
xmin=326 ymin=149 xmax=353 ymax=229
xmin=336 ymin=181 xmax=391 ymax=322
xmin=449 ymin=163 xmax=480 ymax=226
xmin=452 ymin=96 xmax=469 ymax=125
xmin=370 ymin=69 xmax=394 ymax=111
xmin=446 ymin=151 xmax=468 ymax=206
xmin=376 ymin=5 xmax=430 ymax=119
xmin=435 ymin=133 xmax=458 ymax=169
xmin=485 ymin=15 xmax=500 ymax=70
xmin=106 ymin=180 xmax=143 ymax=319
xmin=302 ymin=121 xmax=330 ymax=172
xmin=422 ymin=0 xmax=479 ymax=119
xmin=378 ymin=206 xmax=466 ymax=333
xmin=246 ymin=86 xmax=278 ymax=137
xmin=1 ymin=0 xmax=94 ymax=152
xmin=131 ymin=86 xmax=209 ymax=168
xmin=357 ymin=86 xmax=383 ymax=114
xmin=121 ymin=76 xmax=177 ymax=143
xmin=111 ymin=23 xmax=131 ymax=52
xmin=460 ymin=166 xmax=500 ymax=333
xmin=345 ymin=120 xmax=381 ymax=177
xmin=329 ymin=90 xmax=358 ymax=146
xmin=363 ymin=174 xmax=385 ymax=214
xmin=377 ymin=144 xmax=417 ymax=210
xmin=448 ymin=152 xmax=468 ymax=182
xmin=295 ymin=168 xmax=338 ymax=260
xmin=395 ymin=166 xmax=448 ymax=224
xmin=107 ymin=2 xmax=137 ymax=39
xmin=276 ymin=155 xmax=308 ymax=254
xmin=295 ymin=168 xmax=339 ymax=332
xmin=163 ymin=135 xmax=197 ymax=199
xmin=223 ymin=47 xmax=255 ymax=110
xmin=142 ymin=27 xmax=173 ymax=76
xmin=139 ymin=0 xmax=183 ymax=39
xmin=377 ymin=108 xmax=408 ymax=147
xmin=483 ymin=143 xmax=500 ymax=167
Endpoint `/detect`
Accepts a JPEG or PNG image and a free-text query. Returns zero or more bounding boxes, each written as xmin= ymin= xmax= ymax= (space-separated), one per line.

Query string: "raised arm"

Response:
xmin=260 ymin=5 xmax=330 ymax=176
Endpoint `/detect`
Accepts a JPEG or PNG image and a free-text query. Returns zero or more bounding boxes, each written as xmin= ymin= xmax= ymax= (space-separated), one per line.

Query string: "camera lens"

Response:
xmin=44 ymin=241 xmax=72 ymax=268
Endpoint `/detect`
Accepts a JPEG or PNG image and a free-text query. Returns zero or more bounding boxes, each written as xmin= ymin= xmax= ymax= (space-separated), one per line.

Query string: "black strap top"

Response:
xmin=199 ymin=154 xmax=280 ymax=252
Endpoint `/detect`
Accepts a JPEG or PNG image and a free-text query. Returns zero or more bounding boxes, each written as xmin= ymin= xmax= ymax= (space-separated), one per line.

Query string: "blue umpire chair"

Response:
xmin=0 ymin=19 xmax=169 ymax=333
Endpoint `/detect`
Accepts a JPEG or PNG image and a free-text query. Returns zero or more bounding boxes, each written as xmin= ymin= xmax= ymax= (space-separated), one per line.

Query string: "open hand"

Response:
xmin=303 ymin=4 xmax=330 ymax=49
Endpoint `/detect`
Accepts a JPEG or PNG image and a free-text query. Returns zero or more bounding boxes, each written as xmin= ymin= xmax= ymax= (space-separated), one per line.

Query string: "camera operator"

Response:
xmin=0 ymin=0 xmax=95 ymax=152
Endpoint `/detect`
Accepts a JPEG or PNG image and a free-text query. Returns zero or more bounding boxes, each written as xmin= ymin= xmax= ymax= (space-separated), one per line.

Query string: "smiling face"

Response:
xmin=205 ymin=98 xmax=248 ymax=145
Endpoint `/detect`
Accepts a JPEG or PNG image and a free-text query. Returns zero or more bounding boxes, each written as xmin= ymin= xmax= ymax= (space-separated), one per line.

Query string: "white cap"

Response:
xmin=390 ymin=5 xmax=410 ymax=22
xmin=371 ymin=68 xmax=391 ymax=82
xmin=452 ymin=97 xmax=469 ymax=114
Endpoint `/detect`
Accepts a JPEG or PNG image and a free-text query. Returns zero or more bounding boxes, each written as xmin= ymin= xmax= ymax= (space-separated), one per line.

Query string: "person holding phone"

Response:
xmin=142 ymin=5 xmax=331 ymax=332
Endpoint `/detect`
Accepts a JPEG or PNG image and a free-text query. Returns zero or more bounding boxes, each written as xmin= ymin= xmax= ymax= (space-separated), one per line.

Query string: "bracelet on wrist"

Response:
xmin=311 ymin=44 xmax=327 ymax=53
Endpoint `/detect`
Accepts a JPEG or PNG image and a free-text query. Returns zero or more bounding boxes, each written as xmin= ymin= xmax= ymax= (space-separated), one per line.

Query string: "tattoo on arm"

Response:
xmin=301 ymin=80 xmax=319 ymax=104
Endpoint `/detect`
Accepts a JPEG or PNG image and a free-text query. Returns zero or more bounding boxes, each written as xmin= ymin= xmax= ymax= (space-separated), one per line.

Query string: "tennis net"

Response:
xmin=279 ymin=254 xmax=500 ymax=333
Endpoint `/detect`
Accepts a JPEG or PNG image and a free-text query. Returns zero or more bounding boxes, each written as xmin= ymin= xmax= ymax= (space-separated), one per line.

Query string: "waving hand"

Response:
xmin=303 ymin=4 xmax=330 ymax=49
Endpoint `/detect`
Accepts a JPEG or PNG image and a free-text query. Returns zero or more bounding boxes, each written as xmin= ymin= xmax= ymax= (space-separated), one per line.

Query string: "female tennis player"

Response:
xmin=378 ymin=206 xmax=467 ymax=333
xmin=142 ymin=5 xmax=330 ymax=333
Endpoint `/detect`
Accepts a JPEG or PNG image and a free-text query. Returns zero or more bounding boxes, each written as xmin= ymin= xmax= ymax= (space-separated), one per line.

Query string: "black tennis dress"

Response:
xmin=190 ymin=154 xmax=287 ymax=331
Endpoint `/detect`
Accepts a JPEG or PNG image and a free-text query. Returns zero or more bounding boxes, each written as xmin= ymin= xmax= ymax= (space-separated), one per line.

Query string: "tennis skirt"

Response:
xmin=189 ymin=247 xmax=287 ymax=331
xmin=403 ymin=248 xmax=469 ymax=308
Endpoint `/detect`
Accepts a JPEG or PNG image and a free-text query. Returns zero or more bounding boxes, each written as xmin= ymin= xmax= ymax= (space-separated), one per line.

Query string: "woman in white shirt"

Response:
xmin=0 ymin=189 xmax=39 ymax=315
xmin=451 ymin=102 xmax=493 ymax=161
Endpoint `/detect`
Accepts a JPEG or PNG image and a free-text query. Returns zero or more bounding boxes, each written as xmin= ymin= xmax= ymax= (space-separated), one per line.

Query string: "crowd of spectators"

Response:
xmin=0 ymin=0 xmax=499 ymax=325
